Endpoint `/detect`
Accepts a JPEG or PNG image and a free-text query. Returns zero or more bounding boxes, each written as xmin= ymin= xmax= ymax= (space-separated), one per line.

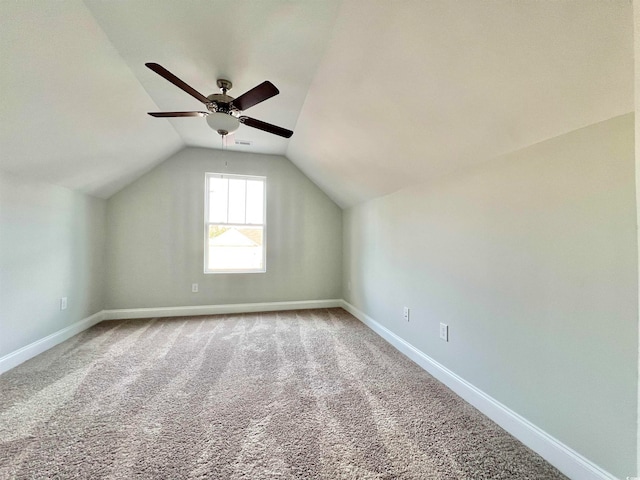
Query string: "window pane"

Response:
xmin=207 ymin=225 xmax=264 ymax=271
xmin=209 ymin=177 xmax=228 ymax=223
xmin=228 ymin=179 xmax=246 ymax=224
xmin=246 ymin=180 xmax=264 ymax=224
xmin=205 ymin=173 xmax=266 ymax=273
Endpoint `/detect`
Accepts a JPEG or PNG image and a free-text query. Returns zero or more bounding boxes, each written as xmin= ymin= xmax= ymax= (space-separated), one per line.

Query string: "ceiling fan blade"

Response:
xmin=148 ymin=111 xmax=208 ymax=117
xmin=239 ymin=116 xmax=293 ymax=138
xmin=145 ymin=63 xmax=210 ymax=104
xmin=231 ymin=81 xmax=279 ymax=111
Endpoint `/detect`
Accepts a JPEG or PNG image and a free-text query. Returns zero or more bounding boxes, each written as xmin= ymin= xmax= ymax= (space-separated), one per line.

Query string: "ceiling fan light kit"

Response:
xmin=145 ymin=63 xmax=293 ymax=139
xmin=206 ymin=112 xmax=240 ymax=136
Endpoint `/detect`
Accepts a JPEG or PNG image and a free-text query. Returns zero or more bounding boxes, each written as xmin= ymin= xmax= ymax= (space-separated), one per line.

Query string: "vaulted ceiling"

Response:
xmin=0 ymin=1 xmax=633 ymax=207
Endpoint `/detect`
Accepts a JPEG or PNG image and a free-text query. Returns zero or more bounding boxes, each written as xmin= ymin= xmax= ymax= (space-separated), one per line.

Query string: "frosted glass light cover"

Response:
xmin=206 ymin=112 xmax=240 ymax=134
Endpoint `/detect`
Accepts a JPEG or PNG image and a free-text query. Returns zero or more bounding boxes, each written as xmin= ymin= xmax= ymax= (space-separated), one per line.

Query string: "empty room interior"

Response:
xmin=1 ymin=1 xmax=639 ymax=479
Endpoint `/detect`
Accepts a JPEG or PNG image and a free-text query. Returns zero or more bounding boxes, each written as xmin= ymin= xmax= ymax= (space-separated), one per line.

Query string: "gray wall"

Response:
xmin=343 ymin=114 xmax=638 ymax=478
xmin=106 ymin=148 xmax=342 ymax=309
xmin=0 ymin=170 xmax=106 ymax=358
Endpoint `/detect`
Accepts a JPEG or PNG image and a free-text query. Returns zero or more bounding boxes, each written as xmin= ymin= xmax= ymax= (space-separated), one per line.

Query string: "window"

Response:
xmin=204 ymin=173 xmax=266 ymax=273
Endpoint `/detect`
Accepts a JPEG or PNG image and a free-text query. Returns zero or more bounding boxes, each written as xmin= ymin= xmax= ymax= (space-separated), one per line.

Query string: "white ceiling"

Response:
xmin=0 ymin=1 xmax=633 ymax=206
xmin=0 ymin=1 xmax=183 ymax=198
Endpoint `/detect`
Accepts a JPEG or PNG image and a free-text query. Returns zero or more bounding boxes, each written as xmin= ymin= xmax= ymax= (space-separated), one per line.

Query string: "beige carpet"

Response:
xmin=0 ymin=308 xmax=566 ymax=479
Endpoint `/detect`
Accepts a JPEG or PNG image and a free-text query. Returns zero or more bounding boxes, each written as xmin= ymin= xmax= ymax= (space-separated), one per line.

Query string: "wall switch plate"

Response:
xmin=60 ymin=297 xmax=68 ymax=310
xmin=403 ymin=307 xmax=410 ymax=321
xmin=191 ymin=283 xmax=199 ymax=293
xmin=440 ymin=323 xmax=449 ymax=341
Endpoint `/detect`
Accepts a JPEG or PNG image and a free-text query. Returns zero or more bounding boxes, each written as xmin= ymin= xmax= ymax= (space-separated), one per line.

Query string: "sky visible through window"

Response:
xmin=209 ymin=177 xmax=264 ymax=225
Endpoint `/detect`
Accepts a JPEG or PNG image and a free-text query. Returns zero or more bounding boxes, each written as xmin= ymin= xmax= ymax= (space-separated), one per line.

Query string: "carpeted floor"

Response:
xmin=0 ymin=308 xmax=566 ymax=479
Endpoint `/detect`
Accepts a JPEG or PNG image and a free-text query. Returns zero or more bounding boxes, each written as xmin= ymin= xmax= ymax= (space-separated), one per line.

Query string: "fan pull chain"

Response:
xmin=221 ymin=134 xmax=228 ymax=168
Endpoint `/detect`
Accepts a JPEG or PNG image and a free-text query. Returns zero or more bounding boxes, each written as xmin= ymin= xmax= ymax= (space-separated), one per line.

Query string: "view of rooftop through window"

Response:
xmin=205 ymin=173 xmax=266 ymax=273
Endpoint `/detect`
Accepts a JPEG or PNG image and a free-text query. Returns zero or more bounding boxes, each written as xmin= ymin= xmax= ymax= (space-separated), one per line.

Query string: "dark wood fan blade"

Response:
xmin=145 ymin=63 xmax=210 ymax=104
xmin=231 ymin=81 xmax=279 ymax=111
xmin=239 ymin=116 xmax=293 ymax=138
xmin=148 ymin=111 xmax=208 ymax=117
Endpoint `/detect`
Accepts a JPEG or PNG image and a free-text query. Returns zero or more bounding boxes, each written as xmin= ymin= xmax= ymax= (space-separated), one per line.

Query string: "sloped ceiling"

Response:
xmin=0 ymin=1 xmax=633 ymax=206
xmin=289 ymin=0 xmax=633 ymax=207
xmin=0 ymin=1 xmax=183 ymax=198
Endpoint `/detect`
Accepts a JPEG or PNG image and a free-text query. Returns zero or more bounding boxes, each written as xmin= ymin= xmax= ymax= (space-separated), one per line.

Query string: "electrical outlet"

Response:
xmin=60 ymin=297 xmax=67 ymax=311
xmin=191 ymin=283 xmax=199 ymax=293
xmin=403 ymin=307 xmax=410 ymax=321
xmin=439 ymin=323 xmax=449 ymax=341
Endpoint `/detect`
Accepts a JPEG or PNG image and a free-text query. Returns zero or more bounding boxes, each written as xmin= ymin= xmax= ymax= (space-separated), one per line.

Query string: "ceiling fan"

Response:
xmin=145 ymin=63 xmax=293 ymax=139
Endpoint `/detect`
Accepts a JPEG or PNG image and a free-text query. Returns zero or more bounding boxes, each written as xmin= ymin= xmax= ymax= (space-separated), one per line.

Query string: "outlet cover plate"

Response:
xmin=439 ymin=323 xmax=448 ymax=341
xmin=191 ymin=283 xmax=199 ymax=293
xmin=60 ymin=297 xmax=68 ymax=310
xmin=403 ymin=307 xmax=410 ymax=321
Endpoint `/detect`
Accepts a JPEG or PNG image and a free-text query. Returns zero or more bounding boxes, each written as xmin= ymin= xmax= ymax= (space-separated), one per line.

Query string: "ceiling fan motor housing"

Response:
xmin=206 ymin=93 xmax=238 ymax=114
xmin=206 ymin=90 xmax=240 ymax=135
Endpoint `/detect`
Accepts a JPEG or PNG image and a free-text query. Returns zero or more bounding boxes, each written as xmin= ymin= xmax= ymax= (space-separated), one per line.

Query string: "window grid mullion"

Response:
xmin=225 ymin=178 xmax=230 ymax=224
xmin=244 ymin=180 xmax=248 ymax=224
xmin=208 ymin=222 xmax=263 ymax=228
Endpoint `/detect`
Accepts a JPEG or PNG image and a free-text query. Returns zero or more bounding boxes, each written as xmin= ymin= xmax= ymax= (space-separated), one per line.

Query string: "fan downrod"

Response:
xmin=217 ymin=79 xmax=232 ymax=93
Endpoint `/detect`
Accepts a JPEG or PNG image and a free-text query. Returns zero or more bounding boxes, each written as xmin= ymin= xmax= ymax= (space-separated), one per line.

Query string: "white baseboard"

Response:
xmin=102 ymin=299 xmax=343 ymax=320
xmin=0 ymin=311 xmax=105 ymax=375
xmin=340 ymin=300 xmax=619 ymax=480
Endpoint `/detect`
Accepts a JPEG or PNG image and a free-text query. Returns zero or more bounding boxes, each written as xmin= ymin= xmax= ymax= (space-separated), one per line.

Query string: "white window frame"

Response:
xmin=204 ymin=172 xmax=267 ymax=274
